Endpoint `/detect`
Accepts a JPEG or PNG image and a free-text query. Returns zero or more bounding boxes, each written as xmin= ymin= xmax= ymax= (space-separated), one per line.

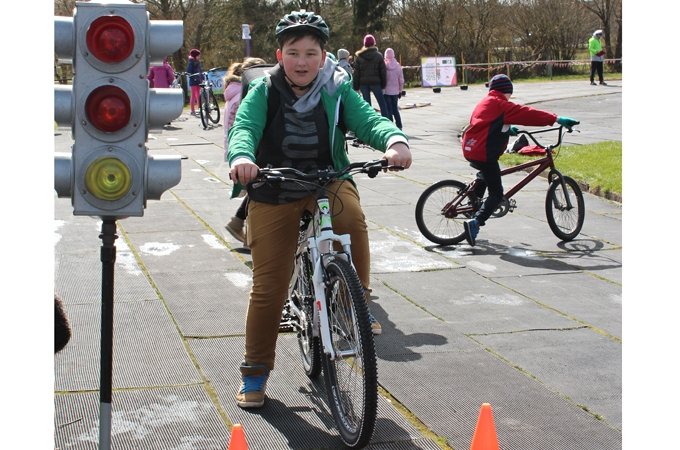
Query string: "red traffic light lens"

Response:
xmin=85 ymin=86 xmax=132 ymax=133
xmin=86 ymin=16 xmax=134 ymax=63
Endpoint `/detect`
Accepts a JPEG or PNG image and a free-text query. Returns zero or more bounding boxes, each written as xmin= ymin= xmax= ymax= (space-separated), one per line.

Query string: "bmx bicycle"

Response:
xmin=415 ymin=124 xmax=585 ymax=245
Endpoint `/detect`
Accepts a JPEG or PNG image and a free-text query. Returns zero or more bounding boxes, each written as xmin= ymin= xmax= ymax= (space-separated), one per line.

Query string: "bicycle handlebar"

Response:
xmin=516 ymin=123 xmax=579 ymax=149
xmin=255 ymin=159 xmax=395 ymax=185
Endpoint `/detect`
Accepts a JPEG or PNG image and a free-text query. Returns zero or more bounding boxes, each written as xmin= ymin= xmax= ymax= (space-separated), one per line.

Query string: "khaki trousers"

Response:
xmin=244 ymin=181 xmax=369 ymax=370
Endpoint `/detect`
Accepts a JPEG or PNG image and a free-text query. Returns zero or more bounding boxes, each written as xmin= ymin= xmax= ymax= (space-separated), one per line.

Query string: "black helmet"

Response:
xmin=275 ymin=10 xmax=329 ymax=43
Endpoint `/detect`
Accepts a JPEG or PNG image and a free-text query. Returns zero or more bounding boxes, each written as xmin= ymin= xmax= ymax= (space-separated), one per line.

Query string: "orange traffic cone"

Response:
xmin=228 ymin=423 xmax=248 ymax=450
xmin=469 ymin=403 xmax=500 ymax=450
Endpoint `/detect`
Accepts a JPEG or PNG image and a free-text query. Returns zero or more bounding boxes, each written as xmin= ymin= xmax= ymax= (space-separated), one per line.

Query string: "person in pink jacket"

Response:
xmin=223 ymin=57 xmax=267 ymax=159
xmin=147 ymin=57 xmax=175 ymax=88
xmin=223 ymin=57 xmax=266 ymax=247
xmin=461 ymin=74 xmax=578 ymax=246
xmin=383 ymin=48 xmax=404 ymax=129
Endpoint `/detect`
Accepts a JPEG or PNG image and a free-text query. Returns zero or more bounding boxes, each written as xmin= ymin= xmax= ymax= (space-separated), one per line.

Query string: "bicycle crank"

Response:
xmin=279 ymin=299 xmax=302 ymax=332
xmin=491 ymin=198 xmax=517 ymax=218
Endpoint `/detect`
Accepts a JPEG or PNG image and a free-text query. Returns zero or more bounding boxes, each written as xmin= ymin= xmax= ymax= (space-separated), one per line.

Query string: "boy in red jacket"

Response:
xmin=461 ymin=74 xmax=578 ymax=246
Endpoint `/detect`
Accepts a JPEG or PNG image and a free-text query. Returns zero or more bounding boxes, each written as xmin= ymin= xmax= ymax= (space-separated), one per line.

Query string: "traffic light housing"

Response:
xmin=54 ymin=1 xmax=184 ymax=218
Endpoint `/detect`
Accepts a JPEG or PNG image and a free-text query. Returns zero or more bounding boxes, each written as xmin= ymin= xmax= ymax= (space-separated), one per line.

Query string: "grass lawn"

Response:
xmin=499 ymin=140 xmax=622 ymax=200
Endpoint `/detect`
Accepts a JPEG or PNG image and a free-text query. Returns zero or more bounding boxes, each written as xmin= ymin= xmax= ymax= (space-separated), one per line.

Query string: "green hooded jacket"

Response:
xmin=588 ymin=36 xmax=604 ymax=58
xmin=227 ymin=64 xmax=408 ymax=198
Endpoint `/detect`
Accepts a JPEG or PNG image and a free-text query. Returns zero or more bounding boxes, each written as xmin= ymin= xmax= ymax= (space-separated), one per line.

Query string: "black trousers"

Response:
xmin=470 ymin=160 xmax=503 ymax=226
xmin=236 ymin=195 xmax=249 ymax=220
xmin=590 ymin=60 xmax=604 ymax=83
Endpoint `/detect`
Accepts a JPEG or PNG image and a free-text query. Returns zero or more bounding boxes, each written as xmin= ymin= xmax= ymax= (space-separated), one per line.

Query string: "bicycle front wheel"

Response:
xmin=545 ymin=175 xmax=585 ymax=241
xmin=322 ymin=256 xmax=377 ymax=448
xmin=289 ymin=248 xmax=321 ymax=378
xmin=415 ymin=179 xmax=471 ymax=245
xmin=199 ymin=90 xmax=210 ymax=129
xmin=207 ymin=91 xmax=221 ymax=124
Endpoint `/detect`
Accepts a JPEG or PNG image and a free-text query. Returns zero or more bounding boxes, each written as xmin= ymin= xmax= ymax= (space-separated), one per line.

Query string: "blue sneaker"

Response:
xmin=464 ymin=219 xmax=479 ymax=246
xmin=235 ymin=363 xmax=270 ymax=408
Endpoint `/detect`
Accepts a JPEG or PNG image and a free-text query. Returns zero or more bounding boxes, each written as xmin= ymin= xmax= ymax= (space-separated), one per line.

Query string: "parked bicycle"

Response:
xmin=185 ymin=71 xmax=220 ymax=129
xmin=415 ymin=124 xmax=585 ymax=245
xmin=170 ymin=71 xmax=182 ymax=89
xmin=259 ymin=159 xmax=398 ymax=448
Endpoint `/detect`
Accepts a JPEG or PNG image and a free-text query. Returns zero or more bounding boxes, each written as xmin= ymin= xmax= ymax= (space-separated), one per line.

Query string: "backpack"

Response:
xmin=240 ymin=64 xmax=278 ymax=130
xmin=240 ymin=63 xmax=348 ymax=136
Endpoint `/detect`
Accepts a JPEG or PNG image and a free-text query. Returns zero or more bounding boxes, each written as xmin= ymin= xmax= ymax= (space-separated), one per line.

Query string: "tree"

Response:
xmin=393 ymin=0 xmax=462 ymax=57
xmin=577 ymin=0 xmax=622 ymax=59
xmin=354 ymin=0 xmax=391 ymax=35
xmin=506 ymin=0 xmax=592 ymax=61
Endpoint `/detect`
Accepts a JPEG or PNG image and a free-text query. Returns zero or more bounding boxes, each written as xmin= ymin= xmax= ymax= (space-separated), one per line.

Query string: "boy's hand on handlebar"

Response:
xmin=229 ymin=159 xmax=260 ymax=185
xmin=384 ymin=142 xmax=412 ymax=170
xmin=556 ymin=116 xmax=579 ymax=129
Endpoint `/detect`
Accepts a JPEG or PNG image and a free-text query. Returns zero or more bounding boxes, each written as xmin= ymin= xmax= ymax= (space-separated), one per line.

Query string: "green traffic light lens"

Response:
xmin=85 ymin=157 xmax=132 ymax=201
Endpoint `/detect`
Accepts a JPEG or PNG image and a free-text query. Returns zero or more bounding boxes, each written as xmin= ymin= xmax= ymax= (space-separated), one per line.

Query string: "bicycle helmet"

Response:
xmin=275 ymin=10 xmax=329 ymax=43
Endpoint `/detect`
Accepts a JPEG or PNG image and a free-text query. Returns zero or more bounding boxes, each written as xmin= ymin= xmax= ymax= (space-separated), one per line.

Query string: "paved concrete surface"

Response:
xmin=53 ymin=79 xmax=622 ymax=449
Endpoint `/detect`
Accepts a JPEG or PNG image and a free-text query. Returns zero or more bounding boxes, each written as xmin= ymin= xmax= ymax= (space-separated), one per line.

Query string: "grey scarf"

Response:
xmin=292 ymin=56 xmax=349 ymax=113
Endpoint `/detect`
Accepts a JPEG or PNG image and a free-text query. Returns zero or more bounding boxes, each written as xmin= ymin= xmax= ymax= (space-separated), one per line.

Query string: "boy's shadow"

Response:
xmin=368 ymin=295 xmax=448 ymax=363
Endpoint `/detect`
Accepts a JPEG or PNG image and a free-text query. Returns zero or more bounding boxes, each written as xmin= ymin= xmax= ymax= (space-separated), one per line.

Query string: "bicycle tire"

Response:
xmin=415 ymin=179 xmax=471 ymax=245
xmin=207 ymin=90 xmax=221 ymax=124
xmin=199 ymin=89 xmax=210 ymax=129
xmin=545 ymin=175 xmax=585 ymax=241
xmin=289 ymin=248 xmax=322 ymax=378
xmin=321 ymin=256 xmax=377 ymax=448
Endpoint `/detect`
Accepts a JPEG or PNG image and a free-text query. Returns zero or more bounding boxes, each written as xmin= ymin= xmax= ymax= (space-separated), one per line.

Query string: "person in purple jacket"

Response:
xmin=461 ymin=74 xmax=578 ymax=246
xmin=147 ymin=57 xmax=175 ymax=88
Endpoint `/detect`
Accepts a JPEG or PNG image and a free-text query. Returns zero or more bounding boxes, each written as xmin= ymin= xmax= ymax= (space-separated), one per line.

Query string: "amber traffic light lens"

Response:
xmin=84 ymin=157 xmax=132 ymax=201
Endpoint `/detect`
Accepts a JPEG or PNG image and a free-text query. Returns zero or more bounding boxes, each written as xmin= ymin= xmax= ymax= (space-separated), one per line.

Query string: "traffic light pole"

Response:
xmin=98 ymin=218 xmax=117 ymax=450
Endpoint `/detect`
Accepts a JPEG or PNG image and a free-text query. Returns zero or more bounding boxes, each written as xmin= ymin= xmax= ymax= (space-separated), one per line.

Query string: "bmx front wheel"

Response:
xmin=545 ymin=175 xmax=585 ymax=241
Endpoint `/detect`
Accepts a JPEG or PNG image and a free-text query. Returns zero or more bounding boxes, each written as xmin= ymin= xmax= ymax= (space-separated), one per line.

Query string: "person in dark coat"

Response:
xmin=352 ymin=34 xmax=389 ymax=118
xmin=186 ymin=49 xmax=203 ymax=115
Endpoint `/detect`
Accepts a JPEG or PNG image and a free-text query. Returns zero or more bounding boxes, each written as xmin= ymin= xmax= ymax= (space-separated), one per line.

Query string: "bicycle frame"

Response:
xmin=293 ymin=195 xmax=354 ymax=362
xmin=444 ymin=126 xmax=574 ymax=216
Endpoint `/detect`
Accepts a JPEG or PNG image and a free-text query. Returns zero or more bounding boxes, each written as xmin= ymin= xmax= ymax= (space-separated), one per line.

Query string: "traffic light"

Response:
xmin=54 ymin=0 xmax=184 ymax=218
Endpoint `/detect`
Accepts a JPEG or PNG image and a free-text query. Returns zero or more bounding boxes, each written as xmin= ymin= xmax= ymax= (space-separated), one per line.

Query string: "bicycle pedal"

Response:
xmin=508 ymin=199 xmax=517 ymax=212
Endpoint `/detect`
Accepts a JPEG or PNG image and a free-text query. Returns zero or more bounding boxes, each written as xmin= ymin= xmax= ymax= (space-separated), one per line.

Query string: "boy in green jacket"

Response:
xmin=227 ymin=9 xmax=412 ymax=408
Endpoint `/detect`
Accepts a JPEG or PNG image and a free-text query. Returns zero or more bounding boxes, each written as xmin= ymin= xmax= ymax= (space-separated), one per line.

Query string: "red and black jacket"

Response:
xmin=462 ymin=90 xmax=557 ymax=163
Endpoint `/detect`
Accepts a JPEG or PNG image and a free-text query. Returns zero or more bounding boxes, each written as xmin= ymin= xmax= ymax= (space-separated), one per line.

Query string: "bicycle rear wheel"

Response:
xmin=545 ymin=175 xmax=585 ymax=241
xmin=322 ymin=256 xmax=377 ymax=448
xmin=289 ymin=248 xmax=321 ymax=378
xmin=199 ymin=90 xmax=210 ymax=129
xmin=207 ymin=91 xmax=221 ymax=124
xmin=415 ymin=179 xmax=471 ymax=245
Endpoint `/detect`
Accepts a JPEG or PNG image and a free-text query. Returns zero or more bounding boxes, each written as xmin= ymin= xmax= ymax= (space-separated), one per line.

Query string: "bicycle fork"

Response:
xmin=548 ymin=170 xmax=575 ymax=210
xmin=308 ymin=196 xmax=355 ymax=361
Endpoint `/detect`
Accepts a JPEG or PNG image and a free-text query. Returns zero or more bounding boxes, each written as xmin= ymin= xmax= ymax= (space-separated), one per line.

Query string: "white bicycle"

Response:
xmin=255 ymin=160 xmax=397 ymax=447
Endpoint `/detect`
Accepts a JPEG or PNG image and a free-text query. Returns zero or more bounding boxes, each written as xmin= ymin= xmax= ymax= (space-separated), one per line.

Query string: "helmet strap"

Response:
xmin=285 ymin=74 xmax=317 ymax=90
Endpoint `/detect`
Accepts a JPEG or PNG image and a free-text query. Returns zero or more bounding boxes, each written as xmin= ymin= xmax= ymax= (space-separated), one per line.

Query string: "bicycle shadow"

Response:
xmin=368 ymin=298 xmax=448 ymax=363
xmin=430 ymin=237 xmax=621 ymax=273
xmin=251 ymin=385 xmax=420 ymax=448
